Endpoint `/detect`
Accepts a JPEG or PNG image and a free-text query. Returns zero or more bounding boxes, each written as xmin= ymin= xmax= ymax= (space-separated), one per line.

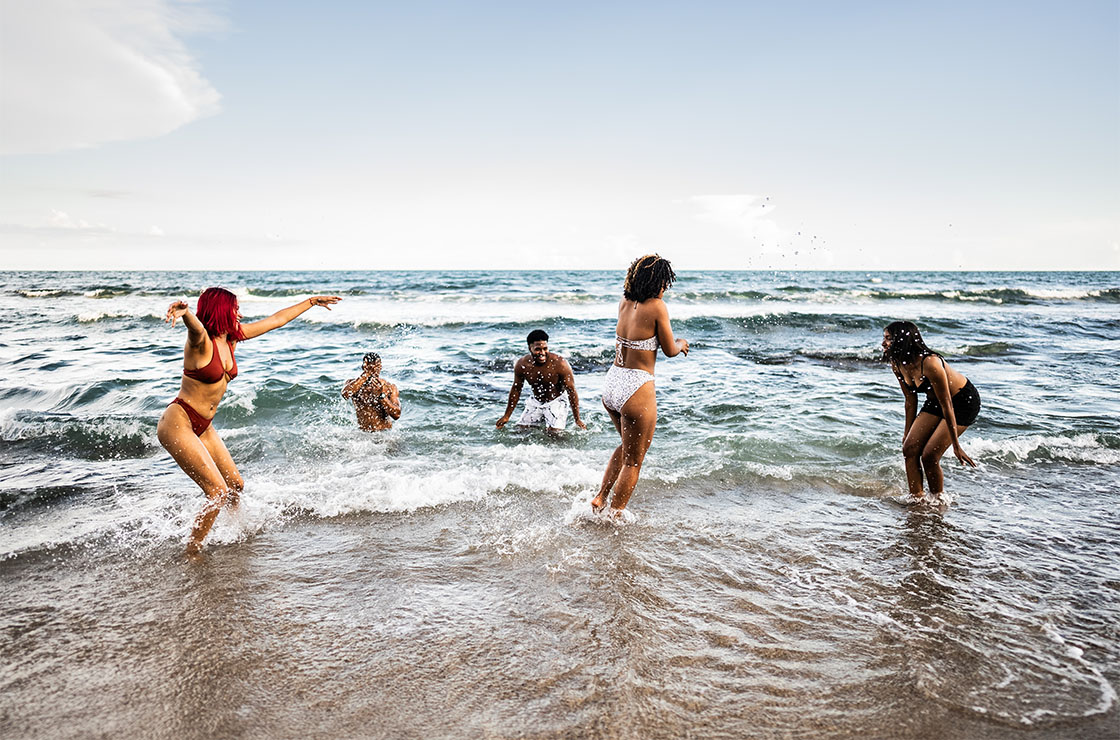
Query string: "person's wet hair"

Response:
xmin=624 ymin=254 xmax=676 ymax=302
xmin=196 ymin=287 xmax=246 ymax=340
xmin=527 ymin=329 xmax=548 ymax=346
xmin=882 ymin=320 xmax=938 ymax=365
xmin=364 ymin=352 xmax=381 ymax=365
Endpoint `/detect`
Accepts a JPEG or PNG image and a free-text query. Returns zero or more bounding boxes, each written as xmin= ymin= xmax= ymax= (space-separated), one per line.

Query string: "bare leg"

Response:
xmin=200 ymin=426 xmax=244 ymax=508
xmin=921 ymin=421 xmax=970 ymax=495
xmin=591 ymin=404 xmax=623 ymax=512
xmin=902 ymin=413 xmax=942 ymax=497
xmin=608 ymin=383 xmax=657 ymax=514
xmin=157 ymin=406 xmax=231 ymax=554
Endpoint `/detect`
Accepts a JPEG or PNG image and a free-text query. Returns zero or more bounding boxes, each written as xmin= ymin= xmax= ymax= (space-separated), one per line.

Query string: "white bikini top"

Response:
xmin=616 ymin=335 xmax=659 ymax=351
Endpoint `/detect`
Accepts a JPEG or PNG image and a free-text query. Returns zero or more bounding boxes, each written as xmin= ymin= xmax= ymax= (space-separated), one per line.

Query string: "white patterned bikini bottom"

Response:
xmin=601 ymin=364 xmax=655 ymax=413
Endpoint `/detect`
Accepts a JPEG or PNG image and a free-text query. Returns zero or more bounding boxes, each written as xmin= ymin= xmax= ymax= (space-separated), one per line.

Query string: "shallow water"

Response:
xmin=1 ymin=270 xmax=1118 ymax=738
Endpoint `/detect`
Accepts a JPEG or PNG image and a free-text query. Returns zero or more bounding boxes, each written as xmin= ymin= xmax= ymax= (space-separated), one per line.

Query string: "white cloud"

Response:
xmin=50 ymin=209 xmax=105 ymax=230
xmin=686 ymin=194 xmax=788 ymax=251
xmin=0 ymin=0 xmax=223 ymax=155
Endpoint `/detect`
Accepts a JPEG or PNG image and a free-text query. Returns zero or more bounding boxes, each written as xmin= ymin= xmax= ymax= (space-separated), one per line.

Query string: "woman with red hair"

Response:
xmin=159 ymin=287 xmax=340 ymax=554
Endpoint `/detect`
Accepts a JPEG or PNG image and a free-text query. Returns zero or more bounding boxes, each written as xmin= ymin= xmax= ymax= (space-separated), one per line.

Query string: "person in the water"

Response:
xmin=158 ymin=288 xmax=341 ymax=555
xmin=496 ymin=329 xmax=587 ymax=433
xmin=592 ymin=254 xmax=689 ymax=517
xmin=342 ymin=352 xmax=401 ymax=432
xmin=881 ymin=320 xmax=979 ymax=502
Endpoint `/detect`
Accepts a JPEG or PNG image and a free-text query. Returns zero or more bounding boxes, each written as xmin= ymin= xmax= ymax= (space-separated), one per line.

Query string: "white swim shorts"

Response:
xmin=518 ymin=395 xmax=568 ymax=429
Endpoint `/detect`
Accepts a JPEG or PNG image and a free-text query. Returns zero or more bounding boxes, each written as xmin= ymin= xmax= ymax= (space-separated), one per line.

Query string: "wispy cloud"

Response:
xmin=686 ymin=194 xmax=788 ymax=251
xmin=50 ymin=209 xmax=109 ymax=231
xmin=0 ymin=0 xmax=223 ymax=155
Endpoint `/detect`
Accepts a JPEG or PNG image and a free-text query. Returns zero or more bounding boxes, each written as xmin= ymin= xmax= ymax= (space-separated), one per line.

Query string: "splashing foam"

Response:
xmin=968 ymin=434 xmax=1120 ymax=465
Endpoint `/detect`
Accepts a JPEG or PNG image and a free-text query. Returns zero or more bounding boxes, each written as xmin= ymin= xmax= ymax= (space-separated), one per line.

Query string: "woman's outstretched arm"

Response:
xmin=240 ymin=296 xmax=341 ymax=340
xmin=165 ymin=301 xmax=208 ymax=349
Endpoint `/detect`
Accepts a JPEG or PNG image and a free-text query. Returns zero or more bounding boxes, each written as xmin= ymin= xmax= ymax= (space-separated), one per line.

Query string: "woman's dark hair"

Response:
xmin=196 ymin=287 xmax=245 ymax=340
xmin=623 ymin=254 xmax=676 ymax=302
xmin=882 ymin=320 xmax=938 ymax=366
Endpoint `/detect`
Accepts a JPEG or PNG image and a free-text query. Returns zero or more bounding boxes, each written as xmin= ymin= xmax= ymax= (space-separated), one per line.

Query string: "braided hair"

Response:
xmin=882 ymin=320 xmax=939 ymax=368
xmin=623 ymin=254 xmax=677 ymax=302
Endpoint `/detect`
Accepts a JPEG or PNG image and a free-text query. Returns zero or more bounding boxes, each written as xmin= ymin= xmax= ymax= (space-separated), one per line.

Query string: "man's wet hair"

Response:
xmin=364 ymin=352 xmax=381 ymax=365
xmin=527 ymin=329 xmax=548 ymax=346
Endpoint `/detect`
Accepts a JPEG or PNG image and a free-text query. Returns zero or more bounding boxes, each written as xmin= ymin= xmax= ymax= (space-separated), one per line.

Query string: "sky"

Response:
xmin=1 ymin=0 xmax=1117 ymax=270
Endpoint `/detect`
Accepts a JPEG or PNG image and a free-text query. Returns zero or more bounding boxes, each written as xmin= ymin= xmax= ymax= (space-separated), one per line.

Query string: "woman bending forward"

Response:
xmin=591 ymin=255 xmax=689 ymax=517
xmin=882 ymin=320 xmax=979 ymax=501
xmin=158 ymin=288 xmax=340 ymax=554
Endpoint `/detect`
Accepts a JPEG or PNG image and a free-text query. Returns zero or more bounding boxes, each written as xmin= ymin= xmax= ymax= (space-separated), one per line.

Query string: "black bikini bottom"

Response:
xmin=920 ymin=380 xmax=981 ymax=427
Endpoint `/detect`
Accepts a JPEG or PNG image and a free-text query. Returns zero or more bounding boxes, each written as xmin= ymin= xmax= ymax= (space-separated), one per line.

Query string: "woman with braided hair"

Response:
xmin=881 ymin=320 xmax=980 ymax=502
xmin=591 ymin=255 xmax=689 ymax=517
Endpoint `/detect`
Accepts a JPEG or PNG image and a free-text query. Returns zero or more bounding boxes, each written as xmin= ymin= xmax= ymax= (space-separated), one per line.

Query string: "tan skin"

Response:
xmin=342 ymin=358 xmax=401 ymax=431
xmin=883 ymin=329 xmax=976 ymax=499
xmin=158 ymin=295 xmax=341 ymax=555
xmin=496 ymin=340 xmax=587 ymax=432
xmin=591 ymin=289 xmax=688 ymax=516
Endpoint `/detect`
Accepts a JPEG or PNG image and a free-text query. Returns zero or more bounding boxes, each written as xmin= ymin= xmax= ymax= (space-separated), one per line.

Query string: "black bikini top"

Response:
xmin=901 ymin=354 xmax=944 ymax=394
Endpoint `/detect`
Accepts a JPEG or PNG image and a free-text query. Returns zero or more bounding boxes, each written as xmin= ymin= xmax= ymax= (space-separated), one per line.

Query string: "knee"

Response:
xmin=902 ymin=440 xmax=923 ymax=459
xmin=920 ymin=449 xmax=942 ymax=470
xmin=201 ymin=480 xmax=232 ymax=503
xmin=227 ymin=474 xmax=244 ymax=492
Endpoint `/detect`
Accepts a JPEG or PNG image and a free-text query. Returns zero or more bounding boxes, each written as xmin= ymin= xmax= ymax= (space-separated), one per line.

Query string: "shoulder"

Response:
xmin=643 ymin=297 xmax=669 ymax=319
xmin=923 ymin=353 xmax=948 ymax=376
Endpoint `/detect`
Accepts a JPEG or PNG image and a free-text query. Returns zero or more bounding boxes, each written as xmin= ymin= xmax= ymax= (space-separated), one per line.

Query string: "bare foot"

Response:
xmin=590 ymin=493 xmax=607 ymax=512
xmin=185 ymin=540 xmax=204 ymax=559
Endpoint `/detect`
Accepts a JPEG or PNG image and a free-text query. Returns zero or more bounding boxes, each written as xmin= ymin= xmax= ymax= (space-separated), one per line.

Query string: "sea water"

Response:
xmin=1 ymin=270 xmax=1118 ymax=738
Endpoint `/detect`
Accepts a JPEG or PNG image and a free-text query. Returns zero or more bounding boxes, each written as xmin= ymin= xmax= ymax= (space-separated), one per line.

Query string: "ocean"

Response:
xmin=1 ymin=269 xmax=1118 ymax=739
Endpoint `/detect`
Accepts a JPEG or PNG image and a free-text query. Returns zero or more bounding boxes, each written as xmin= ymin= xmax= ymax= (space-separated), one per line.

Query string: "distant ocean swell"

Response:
xmin=13 ymin=283 xmax=1120 ymax=304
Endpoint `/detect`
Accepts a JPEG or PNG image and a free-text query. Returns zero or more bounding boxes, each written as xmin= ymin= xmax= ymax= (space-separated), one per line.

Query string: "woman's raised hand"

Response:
xmin=165 ymin=300 xmax=189 ymax=326
xmin=308 ymin=296 xmax=342 ymax=309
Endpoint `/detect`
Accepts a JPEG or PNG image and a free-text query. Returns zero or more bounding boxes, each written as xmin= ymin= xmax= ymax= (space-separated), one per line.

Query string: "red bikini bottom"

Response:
xmin=169 ymin=397 xmax=212 ymax=436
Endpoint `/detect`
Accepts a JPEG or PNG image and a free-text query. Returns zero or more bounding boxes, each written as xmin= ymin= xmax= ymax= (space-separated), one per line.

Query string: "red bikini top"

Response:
xmin=184 ymin=338 xmax=237 ymax=383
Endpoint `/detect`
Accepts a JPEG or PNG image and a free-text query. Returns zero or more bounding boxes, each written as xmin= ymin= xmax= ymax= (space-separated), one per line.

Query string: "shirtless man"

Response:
xmin=342 ymin=353 xmax=401 ymax=431
xmin=496 ymin=329 xmax=587 ymax=433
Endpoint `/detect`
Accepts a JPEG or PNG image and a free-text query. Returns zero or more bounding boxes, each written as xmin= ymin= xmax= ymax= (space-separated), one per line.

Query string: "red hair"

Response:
xmin=196 ymin=287 xmax=246 ymax=340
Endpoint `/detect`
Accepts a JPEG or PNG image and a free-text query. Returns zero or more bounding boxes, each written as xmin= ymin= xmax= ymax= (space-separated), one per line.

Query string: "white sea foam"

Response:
xmin=1041 ymin=622 xmax=1118 ymax=718
xmin=968 ymin=433 xmax=1120 ymax=465
xmin=223 ymin=387 xmax=257 ymax=413
xmin=560 ymin=490 xmax=636 ymax=527
xmin=1022 ymin=287 xmax=1103 ymax=300
xmin=236 ymin=442 xmax=603 ymax=520
xmin=76 ymin=311 xmax=129 ymax=322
